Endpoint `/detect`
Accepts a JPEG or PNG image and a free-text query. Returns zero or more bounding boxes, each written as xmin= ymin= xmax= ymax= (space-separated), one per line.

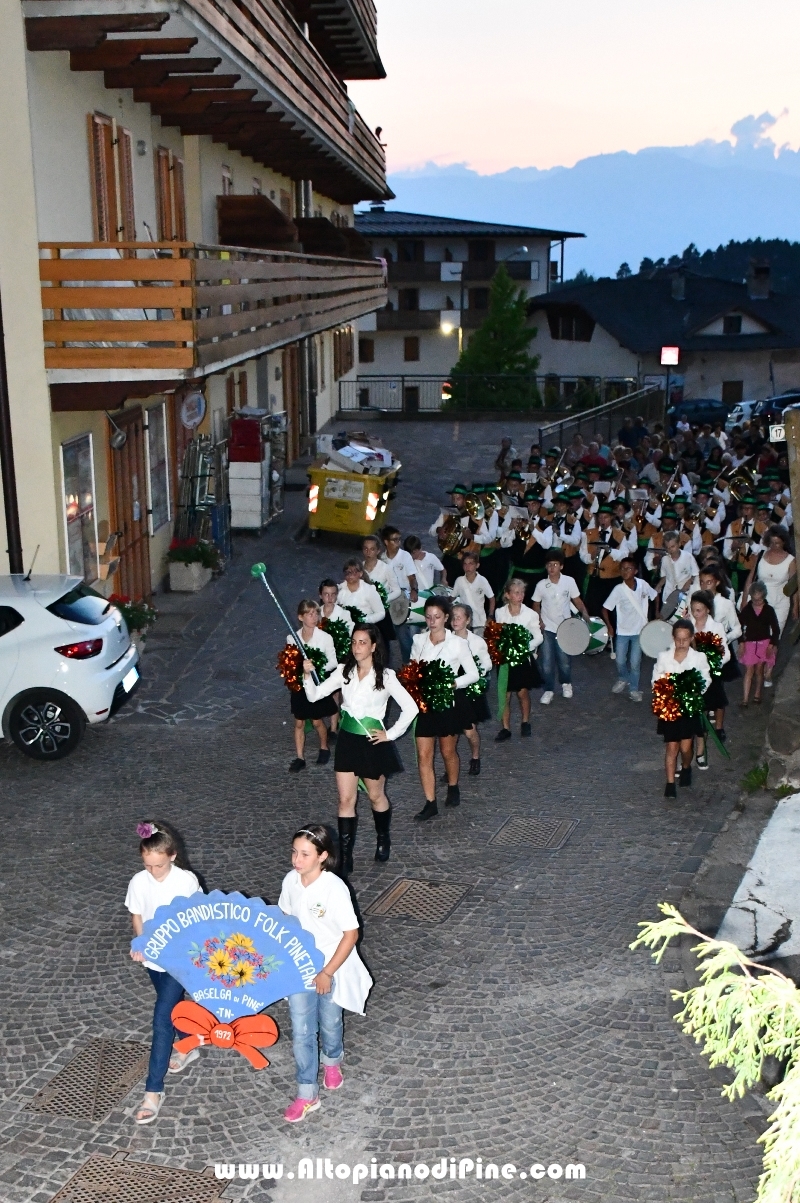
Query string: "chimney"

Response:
xmin=670 ymin=272 xmax=685 ymax=301
xmin=370 ymin=201 xmax=386 ymax=213
xmin=748 ymin=259 xmax=770 ymax=300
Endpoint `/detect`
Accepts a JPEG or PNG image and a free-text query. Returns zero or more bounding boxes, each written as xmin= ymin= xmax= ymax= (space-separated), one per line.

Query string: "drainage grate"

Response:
xmin=489 ymin=815 xmax=579 ymax=849
xmin=48 ymin=1153 xmax=225 ymax=1203
xmin=27 ymin=1039 xmax=150 ymax=1121
xmin=365 ymin=878 xmax=471 ymax=922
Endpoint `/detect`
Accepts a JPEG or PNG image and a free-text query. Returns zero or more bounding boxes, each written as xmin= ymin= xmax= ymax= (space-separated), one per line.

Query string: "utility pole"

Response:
xmin=785 ymin=409 xmax=800 ymax=574
xmin=0 ymin=287 xmax=23 ymax=573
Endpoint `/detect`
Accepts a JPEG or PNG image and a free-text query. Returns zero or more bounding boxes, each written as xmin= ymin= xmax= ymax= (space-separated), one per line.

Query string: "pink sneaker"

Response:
xmin=323 ymin=1065 xmax=344 ymax=1091
xmin=283 ymin=1097 xmax=321 ymax=1123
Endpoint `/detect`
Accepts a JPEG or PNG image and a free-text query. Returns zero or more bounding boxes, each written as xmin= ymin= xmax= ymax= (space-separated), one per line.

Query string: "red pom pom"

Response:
xmin=276 ymin=644 xmax=303 ymax=692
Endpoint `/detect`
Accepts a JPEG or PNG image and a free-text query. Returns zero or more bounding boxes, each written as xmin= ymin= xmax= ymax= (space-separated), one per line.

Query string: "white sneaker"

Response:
xmin=562 ymin=683 xmax=573 ymax=698
xmin=764 ymin=680 xmax=774 ymax=689
xmin=540 ymin=691 xmax=554 ymax=705
xmin=611 ymin=680 xmax=627 ymax=694
xmin=629 ymin=690 xmax=643 ymax=703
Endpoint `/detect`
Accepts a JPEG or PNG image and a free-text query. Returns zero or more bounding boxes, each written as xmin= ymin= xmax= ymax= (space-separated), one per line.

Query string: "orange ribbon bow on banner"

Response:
xmin=171 ymin=1000 xmax=279 ymax=1070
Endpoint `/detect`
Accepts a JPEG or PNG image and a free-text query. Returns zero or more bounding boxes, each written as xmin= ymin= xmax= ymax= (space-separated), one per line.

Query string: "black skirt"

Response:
xmin=468 ymin=691 xmax=492 ymax=725
xmin=704 ymin=678 xmax=729 ymax=711
xmin=454 ymin=687 xmax=477 ymax=731
xmin=290 ymin=689 xmax=338 ymax=720
xmin=415 ymin=706 xmax=463 ymax=738
xmin=507 ymin=655 xmax=542 ymax=692
xmin=657 ymin=714 xmax=705 ymax=741
xmin=721 ymin=652 xmax=742 ymax=682
xmin=377 ymin=614 xmax=396 ymax=645
xmin=333 ymin=728 xmax=403 ymax=779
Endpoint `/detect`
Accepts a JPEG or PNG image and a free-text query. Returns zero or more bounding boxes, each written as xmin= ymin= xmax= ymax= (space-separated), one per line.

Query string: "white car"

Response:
xmin=0 ymin=575 xmax=140 ymax=760
xmin=724 ymin=400 xmax=759 ymax=432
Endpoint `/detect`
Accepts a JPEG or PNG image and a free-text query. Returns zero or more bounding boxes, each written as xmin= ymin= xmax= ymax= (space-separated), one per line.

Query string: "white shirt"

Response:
xmin=579 ymin=526 xmax=633 ymax=564
xmin=410 ymin=628 xmax=481 ymax=689
xmin=660 ymin=549 xmax=700 ymax=596
xmin=411 ymin=551 xmax=444 ymax=591
xmin=723 ymin=517 xmax=760 ymax=562
xmin=279 ymin=870 xmax=372 ymax=1014
xmin=362 ymin=558 xmax=401 ymax=604
xmin=337 ymin=580 xmax=385 ymax=624
xmin=452 ymin=573 xmax=494 ymax=626
xmin=472 ymin=511 xmax=500 ymax=546
xmin=381 ymin=548 xmax=417 ymax=594
xmin=125 ymin=865 xmax=201 ymax=972
xmin=692 ymin=615 xmax=731 ymax=667
xmin=429 ymin=509 xmax=468 ymax=538
xmin=305 ymin=664 xmax=417 ymax=741
xmin=287 ymin=625 xmax=338 ymax=675
xmin=532 ymin=573 xmax=581 ymax=633
xmin=454 ymin=629 xmax=493 ymax=676
xmin=494 ymin=603 xmax=544 ymax=652
xmin=321 ymin=603 xmax=354 ymax=634
xmin=652 ymin=645 xmax=711 ymax=691
xmin=603 ymin=578 xmax=657 ymax=636
xmin=709 ymin=593 xmax=742 ymax=642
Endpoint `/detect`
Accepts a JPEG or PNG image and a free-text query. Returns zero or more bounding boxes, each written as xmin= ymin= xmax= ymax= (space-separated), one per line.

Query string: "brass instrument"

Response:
xmin=464 ymin=492 xmax=485 ymax=522
xmin=654 ymin=464 xmax=680 ymax=503
xmin=728 ymin=467 xmax=757 ymax=504
xmin=482 ymin=489 xmax=503 ymax=518
xmin=437 ymin=513 xmax=469 ymax=556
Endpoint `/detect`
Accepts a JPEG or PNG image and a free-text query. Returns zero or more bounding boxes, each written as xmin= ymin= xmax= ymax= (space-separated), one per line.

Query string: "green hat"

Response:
xmin=696 ymin=480 xmax=713 ymax=494
xmin=672 ymin=494 xmax=689 ymax=505
xmin=507 ymin=471 xmax=523 ymax=482
xmin=546 ymin=446 xmax=561 ymax=458
xmin=598 ymin=503 xmax=613 ymax=515
xmin=755 ymin=483 xmax=771 ymax=495
xmin=449 ymin=484 xmax=468 ymax=495
xmin=603 ymin=467 xmax=618 ymax=480
xmin=587 ymin=462 xmax=602 ymax=473
xmin=575 ymin=469 xmax=589 ymax=481
xmin=659 ymin=459 xmax=676 ymax=472
xmin=566 ymin=487 xmax=584 ymax=500
xmin=662 ymin=509 xmax=679 ymax=521
xmin=762 ymin=467 xmax=781 ymax=479
xmin=740 ymin=495 xmax=757 ymax=506
xmin=553 ymin=492 xmax=570 ymax=504
xmin=524 ymin=489 xmax=542 ymax=503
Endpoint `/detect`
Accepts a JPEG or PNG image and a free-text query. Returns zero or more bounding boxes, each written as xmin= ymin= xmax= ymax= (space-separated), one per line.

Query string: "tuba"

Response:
xmin=437 ymin=513 xmax=469 ymax=556
xmin=464 ymin=492 xmax=485 ymax=522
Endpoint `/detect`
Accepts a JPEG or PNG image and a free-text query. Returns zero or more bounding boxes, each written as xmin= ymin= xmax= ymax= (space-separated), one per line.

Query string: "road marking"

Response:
xmin=453 ymin=422 xmax=459 ymax=441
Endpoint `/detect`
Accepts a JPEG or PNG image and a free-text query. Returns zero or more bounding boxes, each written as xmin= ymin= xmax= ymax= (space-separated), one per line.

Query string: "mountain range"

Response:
xmin=375 ymin=113 xmax=800 ymax=279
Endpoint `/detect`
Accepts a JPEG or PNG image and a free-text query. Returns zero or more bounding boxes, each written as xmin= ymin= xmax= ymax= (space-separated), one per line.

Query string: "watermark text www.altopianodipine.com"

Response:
xmin=214 ymin=1156 xmax=587 ymax=1185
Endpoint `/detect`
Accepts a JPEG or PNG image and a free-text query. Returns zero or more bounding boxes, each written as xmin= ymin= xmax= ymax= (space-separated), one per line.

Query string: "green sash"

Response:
xmin=702 ymin=713 xmax=730 ymax=759
xmin=339 ymin=711 xmax=385 ymax=737
xmin=513 ymin=565 xmax=546 ymax=574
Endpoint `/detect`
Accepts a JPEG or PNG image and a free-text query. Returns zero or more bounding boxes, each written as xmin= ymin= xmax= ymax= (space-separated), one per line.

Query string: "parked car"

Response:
xmin=666 ymin=398 xmax=732 ymax=432
xmin=751 ymin=397 xmax=788 ymax=426
xmin=0 ymin=576 xmax=140 ymax=760
xmin=724 ymin=400 xmax=759 ymax=432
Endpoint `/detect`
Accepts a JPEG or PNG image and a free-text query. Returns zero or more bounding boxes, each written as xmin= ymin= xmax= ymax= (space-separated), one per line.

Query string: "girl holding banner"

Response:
xmin=303 ymin=625 xmax=418 ymax=872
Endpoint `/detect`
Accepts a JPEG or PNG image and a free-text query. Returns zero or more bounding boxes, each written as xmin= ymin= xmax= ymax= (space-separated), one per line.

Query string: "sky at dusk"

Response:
xmin=349 ymin=0 xmax=800 ymax=175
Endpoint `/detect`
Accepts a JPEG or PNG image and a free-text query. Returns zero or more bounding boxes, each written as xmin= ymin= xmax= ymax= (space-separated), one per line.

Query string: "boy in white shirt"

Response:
xmin=451 ymin=551 xmax=495 ymax=634
xmin=532 ymin=548 xmax=590 ymax=702
xmin=602 ymin=557 xmax=657 ymax=701
xmin=403 ymin=535 xmax=445 ymax=590
xmin=381 ymin=525 xmax=418 ymax=662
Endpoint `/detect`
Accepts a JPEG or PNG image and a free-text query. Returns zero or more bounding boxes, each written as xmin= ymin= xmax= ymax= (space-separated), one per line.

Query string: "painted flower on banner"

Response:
xmin=189 ymin=933 xmax=283 ymax=987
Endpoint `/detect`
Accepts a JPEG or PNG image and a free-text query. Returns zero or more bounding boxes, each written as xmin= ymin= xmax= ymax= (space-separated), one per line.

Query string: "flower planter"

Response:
xmin=169 ymin=562 xmax=213 ymax=593
xmin=130 ymin=631 xmax=147 ymax=656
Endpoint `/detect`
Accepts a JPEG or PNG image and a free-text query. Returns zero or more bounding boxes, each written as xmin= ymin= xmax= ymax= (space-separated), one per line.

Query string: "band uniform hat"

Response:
xmin=587 ymin=462 xmax=602 ymax=473
xmin=507 ymin=471 xmax=524 ymax=482
xmin=524 ymin=488 xmax=542 ymax=503
xmin=659 ymin=459 xmax=676 ymax=472
xmin=695 ymin=480 xmax=713 ymax=494
xmin=566 ymin=487 xmax=585 ymax=500
xmin=597 ymin=503 xmax=613 ymax=515
xmin=739 ymin=494 xmax=757 ymax=506
xmin=449 ymin=484 xmax=468 ymax=495
xmin=671 ymin=494 xmax=689 ymax=505
xmin=762 ymin=467 xmax=782 ymax=479
xmin=546 ymin=446 xmax=561 ymax=458
xmin=602 ymin=466 xmax=618 ymax=480
xmin=661 ymin=508 xmax=679 ymax=521
xmin=755 ymin=482 xmax=772 ymax=495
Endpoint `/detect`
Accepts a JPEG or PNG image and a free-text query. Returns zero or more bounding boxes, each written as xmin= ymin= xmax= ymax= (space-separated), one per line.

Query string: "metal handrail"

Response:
xmin=538 ymin=384 xmax=659 ymax=440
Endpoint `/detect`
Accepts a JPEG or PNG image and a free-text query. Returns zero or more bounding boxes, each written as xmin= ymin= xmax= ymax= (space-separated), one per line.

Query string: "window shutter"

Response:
xmin=156 ymin=146 xmax=173 ymax=240
xmin=117 ymin=127 xmax=136 ymax=240
xmin=172 ymin=156 xmax=187 ymax=240
xmin=88 ymin=113 xmax=117 ymax=241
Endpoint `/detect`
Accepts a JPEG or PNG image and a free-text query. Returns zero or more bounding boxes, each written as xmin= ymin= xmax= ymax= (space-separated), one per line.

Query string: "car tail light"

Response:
xmin=55 ymin=638 xmax=103 ymax=660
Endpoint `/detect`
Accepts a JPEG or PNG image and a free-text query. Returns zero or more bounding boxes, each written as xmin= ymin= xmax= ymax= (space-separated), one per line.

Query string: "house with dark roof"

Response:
xmin=529 ymin=265 xmax=800 ymax=405
xmin=352 ymin=204 xmax=583 ymax=378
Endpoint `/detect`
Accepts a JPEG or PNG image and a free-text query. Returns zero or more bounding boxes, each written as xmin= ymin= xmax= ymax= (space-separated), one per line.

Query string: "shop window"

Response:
xmin=359 ymin=338 xmax=375 ymax=363
xmin=404 ymin=336 xmax=420 ymax=362
xmin=722 ymin=380 xmax=744 ymax=404
xmin=61 ymin=433 xmax=99 ymax=582
xmin=145 ymin=402 xmax=171 ymax=534
xmin=88 ymin=113 xmax=135 ymax=241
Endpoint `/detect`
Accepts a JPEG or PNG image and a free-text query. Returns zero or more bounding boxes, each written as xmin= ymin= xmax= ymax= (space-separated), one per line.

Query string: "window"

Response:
xmin=61 ymin=434 xmax=99 ymax=582
xmin=252 ymin=177 xmax=262 ymax=195
xmin=238 ymin=370 xmax=248 ymax=407
xmin=145 ymin=402 xmax=171 ymax=534
xmin=88 ymin=113 xmax=135 ymax=241
xmin=155 ymin=147 xmax=186 ymax=240
xmin=226 ymin=373 xmax=236 ymax=415
xmin=317 ymin=335 xmax=326 ymax=389
xmin=469 ymin=287 xmax=490 ymax=310
xmin=404 ymin=336 xmax=420 ymax=362
xmin=550 ymin=260 xmax=560 ymax=282
xmin=48 ymin=584 xmax=109 ymax=626
xmin=722 ymin=380 xmax=744 ymax=404
xmin=221 ymin=165 xmax=233 ymax=195
xmin=546 ymin=308 xmax=595 ymax=342
xmin=280 ymin=189 xmax=292 ymax=217
xmin=468 ymin=240 xmax=495 ymax=263
xmin=397 ymin=240 xmax=424 ymax=263
xmin=398 ymin=288 xmax=419 ymax=311
xmin=333 ymin=326 xmax=355 ymax=379
xmin=0 ymin=607 xmax=24 ymax=638
xmin=359 ymin=337 xmax=375 ymax=363
xmin=723 ymin=314 xmax=743 ymax=335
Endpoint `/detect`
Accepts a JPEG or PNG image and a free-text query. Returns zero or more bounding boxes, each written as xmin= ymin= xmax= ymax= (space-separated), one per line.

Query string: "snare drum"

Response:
xmin=584 ymin=617 xmax=609 ymax=655
xmin=556 ymin=617 xmax=591 ymax=656
xmin=639 ymin=619 xmax=674 ymax=658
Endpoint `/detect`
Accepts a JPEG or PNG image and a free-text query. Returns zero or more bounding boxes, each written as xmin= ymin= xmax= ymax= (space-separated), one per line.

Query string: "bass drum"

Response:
xmin=556 ymin=617 xmax=590 ymax=656
xmin=389 ymin=595 xmax=410 ymax=625
xmin=584 ymin=616 xmax=609 ymax=655
xmin=639 ymin=619 xmax=674 ymax=659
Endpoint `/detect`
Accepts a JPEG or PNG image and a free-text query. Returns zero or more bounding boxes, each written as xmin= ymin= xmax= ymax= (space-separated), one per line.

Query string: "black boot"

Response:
xmin=337 ymin=817 xmax=357 ymax=876
xmin=445 ymin=784 xmax=461 ymax=807
xmin=414 ymin=799 xmax=439 ymax=822
xmin=679 ymin=766 xmax=692 ymax=788
xmin=468 ymin=758 xmax=481 ymax=776
xmin=664 ymin=781 xmax=677 ymax=798
xmin=373 ymin=807 xmax=391 ymax=862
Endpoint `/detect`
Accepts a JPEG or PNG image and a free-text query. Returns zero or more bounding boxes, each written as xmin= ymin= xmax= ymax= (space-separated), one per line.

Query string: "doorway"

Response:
xmin=110 ymin=407 xmax=152 ymax=599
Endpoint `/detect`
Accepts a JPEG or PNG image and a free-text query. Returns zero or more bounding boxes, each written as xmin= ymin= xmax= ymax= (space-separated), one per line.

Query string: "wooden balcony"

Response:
xmin=375 ymin=310 xmax=441 ymax=332
xmin=386 ymin=260 xmax=534 ymax=284
xmin=40 ymin=242 xmax=387 ymax=377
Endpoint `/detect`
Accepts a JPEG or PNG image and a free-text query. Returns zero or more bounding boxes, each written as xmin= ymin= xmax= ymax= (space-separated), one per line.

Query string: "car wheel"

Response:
xmin=7 ymin=690 xmax=86 ymax=760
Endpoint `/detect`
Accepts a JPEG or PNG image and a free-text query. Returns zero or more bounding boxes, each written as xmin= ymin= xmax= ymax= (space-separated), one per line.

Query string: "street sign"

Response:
xmin=770 ymin=424 xmax=786 ymax=442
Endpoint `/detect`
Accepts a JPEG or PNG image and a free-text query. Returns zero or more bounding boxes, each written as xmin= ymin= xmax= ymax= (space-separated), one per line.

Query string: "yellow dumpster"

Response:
xmin=307 ymin=457 xmax=400 ymax=537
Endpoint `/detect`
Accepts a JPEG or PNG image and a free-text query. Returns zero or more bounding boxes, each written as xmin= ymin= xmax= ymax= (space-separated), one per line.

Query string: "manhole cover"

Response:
xmin=48 ymin=1153 xmax=225 ymax=1202
xmin=489 ymin=816 xmax=579 ymax=849
xmin=365 ymin=878 xmax=471 ymax=922
xmin=27 ymin=1039 xmax=150 ymax=1121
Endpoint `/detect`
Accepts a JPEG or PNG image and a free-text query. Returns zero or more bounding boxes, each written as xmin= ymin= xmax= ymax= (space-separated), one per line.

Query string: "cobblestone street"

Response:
xmin=0 ymin=418 xmax=774 ymax=1202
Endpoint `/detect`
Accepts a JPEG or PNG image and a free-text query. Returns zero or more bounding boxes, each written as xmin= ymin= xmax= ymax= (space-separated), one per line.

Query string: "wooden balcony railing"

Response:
xmin=40 ymin=242 xmax=387 ymax=374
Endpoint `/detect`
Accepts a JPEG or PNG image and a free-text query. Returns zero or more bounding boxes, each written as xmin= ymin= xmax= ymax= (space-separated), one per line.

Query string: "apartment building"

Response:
xmin=0 ymin=0 xmax=390 ymax=592
xmin=351 ymin=205 xmax=582 ymax=378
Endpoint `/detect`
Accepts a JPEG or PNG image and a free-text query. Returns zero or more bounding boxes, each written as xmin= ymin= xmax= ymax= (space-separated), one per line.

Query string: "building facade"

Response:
xmin=351 ymin=206 xmax=582 ymax=380
xmin=0 ymin=0 xmax=390 ymax=592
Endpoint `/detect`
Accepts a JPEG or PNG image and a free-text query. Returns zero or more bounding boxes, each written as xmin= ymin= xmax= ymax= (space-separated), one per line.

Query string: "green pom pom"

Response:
xmin=497 ymin=622 xmax=531 ymax=667
xmin=422 ymin=659 xmax=457 ymax=712
xmin=466 ymin=654 xmax=489 ymax=699
xmin=303 ymin=643 xmax=330 ymax=683
xmin=671 ymin=667 xmax=707 ymax=716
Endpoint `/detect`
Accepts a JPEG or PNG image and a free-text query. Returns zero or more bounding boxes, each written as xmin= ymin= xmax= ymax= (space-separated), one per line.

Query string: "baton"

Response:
xmin=251 ymin=562 xmax=320 ymax=685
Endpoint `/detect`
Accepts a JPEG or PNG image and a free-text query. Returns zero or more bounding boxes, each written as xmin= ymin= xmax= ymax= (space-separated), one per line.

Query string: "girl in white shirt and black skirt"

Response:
xmin=303 ymin=624 xmax=417 ymax=872
xmin=451 ymin=602 xmax=493 ymax=775
xmin=287 ymin=601 xmax=339 ymax=774
xmin=652 ymin=619 xmax=711 ymax=797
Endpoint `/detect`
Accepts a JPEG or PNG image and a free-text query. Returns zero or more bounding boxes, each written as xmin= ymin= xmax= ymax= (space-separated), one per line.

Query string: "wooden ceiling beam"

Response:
xmin=25 ymin=14 xmax=169 ymax=52
xmin=132 ymin=75 xmax=241 ymax=103
xmin=103 ymin=59 xmax=222 ymax=87
xmin=71 ymin=38 xmax=197 ymax=71
xmin=150 ymin=89 xmax=257 ymax=115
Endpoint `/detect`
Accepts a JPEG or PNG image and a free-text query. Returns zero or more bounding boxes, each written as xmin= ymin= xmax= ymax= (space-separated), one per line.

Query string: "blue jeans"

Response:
xmin=540 ymin=629 xmax=572 ymax=692
xmin=288 ymin=988 xmax=344 ymax=1100
xmin=146 ymin=969 xmax=186 ymax=1093
xmin=615 ymin=634 xmax=642 ymax=691
xmin=395 ymin=621 xmax=416 ymax=663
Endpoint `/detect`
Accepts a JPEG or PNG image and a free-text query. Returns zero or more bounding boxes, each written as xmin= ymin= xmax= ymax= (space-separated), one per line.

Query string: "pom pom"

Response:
xmin=372 ymin=581 xmax=389 ymax=609
xmin=497 ymin=622 xmax=532 ymax=668
xmin=398 ymin=660 xmax=425 ymax=710
xmin=652 ymin=667 xmax=707 ymax=719
xmin=466 ymin=654 xmax=489 ymax=700
xmin=276 ymin=644 xmax=304 ymax=692
xmin=483 ymin=620 xmax=503 ymax=667
xmin=136 ymin=821 xmax=158 ymax=839
xmin=320 ymin=617 xmax=351 ymax=662
xmin=342 ymin=605 xmax=366 ymax=626
xmin=422 ymin=659 xmax=456 ymax=712
xmin=694 ymin=631 xmax=724 ymax=678
xmin=651 ymin=677 xmax=680 ymax=721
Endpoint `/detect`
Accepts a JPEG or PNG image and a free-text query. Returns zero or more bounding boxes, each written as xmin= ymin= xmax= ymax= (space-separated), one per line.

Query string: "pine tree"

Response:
xmin=446 ymin=264 xmax=541 ymax=411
